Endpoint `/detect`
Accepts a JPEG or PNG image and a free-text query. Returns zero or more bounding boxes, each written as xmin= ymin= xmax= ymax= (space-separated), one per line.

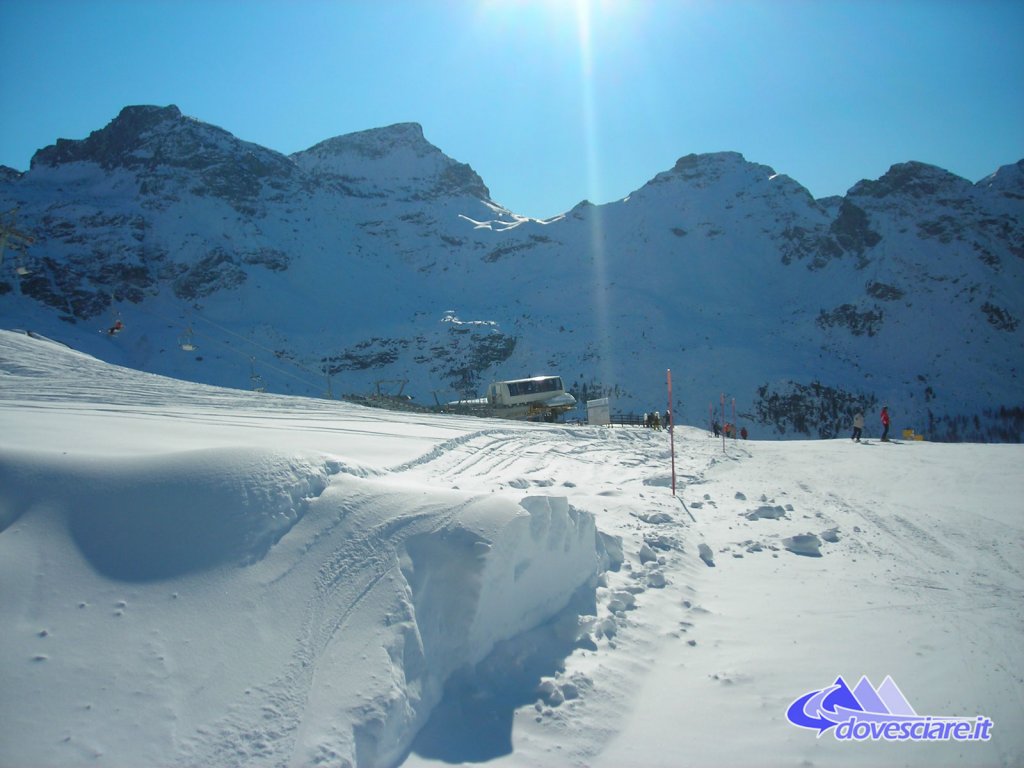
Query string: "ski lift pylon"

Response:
xmin=178 ymin=325 xmax=197 ymax=352
xmin=249 ymin=356 xmax=266 ymax=393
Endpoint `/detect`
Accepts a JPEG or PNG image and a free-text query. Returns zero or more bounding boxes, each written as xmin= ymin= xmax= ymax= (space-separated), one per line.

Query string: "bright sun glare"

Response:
xmin=474 ymin=0 xmax=635 ymax=389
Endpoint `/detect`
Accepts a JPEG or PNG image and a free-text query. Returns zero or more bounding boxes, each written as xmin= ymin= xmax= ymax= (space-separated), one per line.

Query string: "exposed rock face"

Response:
xmin=31 ymin=105 xmax=188 ymax=170
xmin=2 ymin=105 xmax=1022 ymax=441
xmin=32 ymin=105 xmax=297 ymax=216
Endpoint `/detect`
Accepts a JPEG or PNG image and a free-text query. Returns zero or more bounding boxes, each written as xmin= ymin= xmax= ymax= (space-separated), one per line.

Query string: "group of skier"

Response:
xmin=851 ymin=406 xmax=891 ymax=442
xmin=712 ymin=421 xmax=749 ymax=440
xmin=642 ymin=410 xmax=669 ymax=430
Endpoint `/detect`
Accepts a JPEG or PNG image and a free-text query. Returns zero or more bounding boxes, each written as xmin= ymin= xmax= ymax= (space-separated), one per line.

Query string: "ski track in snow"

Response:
xmin=394 ymin=425 xmax=734 ymax=765
xmin=178 ymin=483 xmax=461 ymax=767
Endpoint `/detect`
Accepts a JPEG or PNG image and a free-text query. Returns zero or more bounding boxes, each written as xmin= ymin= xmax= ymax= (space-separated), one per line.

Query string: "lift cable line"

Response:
xmin=120 ymin=300 xmax=328 ymax=395
xmin=8 ymin=241 xmax=330 ymax=396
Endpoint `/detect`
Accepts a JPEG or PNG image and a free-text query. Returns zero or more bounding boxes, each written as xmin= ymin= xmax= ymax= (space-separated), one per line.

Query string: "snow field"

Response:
xmin=1 ymin=329 xmax=1022 ymax=767
xmin=588 ymin=437 xmax=1024 ymax=768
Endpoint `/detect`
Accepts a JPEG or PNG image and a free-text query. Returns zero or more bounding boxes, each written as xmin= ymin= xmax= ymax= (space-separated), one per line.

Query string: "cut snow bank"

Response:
xmin=350 ymin=494 xmax=617 ymax=768
xmin=403 ymin=496 xmax=608 ymax=665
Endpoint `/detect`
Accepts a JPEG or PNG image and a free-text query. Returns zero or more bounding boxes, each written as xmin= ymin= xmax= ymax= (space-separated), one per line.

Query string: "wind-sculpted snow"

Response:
xmin=0 ymin=331 xmax=616 ymax=767
xmin=0 ymin=446 xmax=340 ymax=577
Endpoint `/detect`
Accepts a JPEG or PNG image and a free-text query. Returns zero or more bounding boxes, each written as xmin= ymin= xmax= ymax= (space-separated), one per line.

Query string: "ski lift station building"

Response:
xmin=451 ymin=375 xmax=577 ymax=421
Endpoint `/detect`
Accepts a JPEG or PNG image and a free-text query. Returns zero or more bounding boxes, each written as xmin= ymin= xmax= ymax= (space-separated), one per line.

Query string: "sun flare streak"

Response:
xmin=575 ymin=0 xmax=615 ymax=393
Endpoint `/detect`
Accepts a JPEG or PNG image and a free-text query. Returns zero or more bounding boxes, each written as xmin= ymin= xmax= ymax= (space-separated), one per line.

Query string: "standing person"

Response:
xmin=852 ymin=412 xmax=865 ymax=442
xmin=880 ymin=406 xmax=891 ymax=442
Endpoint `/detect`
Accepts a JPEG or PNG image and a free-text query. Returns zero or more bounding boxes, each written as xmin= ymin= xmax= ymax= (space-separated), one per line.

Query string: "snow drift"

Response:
xmin=0 ymin=330 xmax=617 ymax=767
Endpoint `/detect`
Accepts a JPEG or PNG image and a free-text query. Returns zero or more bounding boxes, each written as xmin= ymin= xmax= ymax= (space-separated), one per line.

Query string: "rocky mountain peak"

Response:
xmin=639 ymin=151 xmax=789 ymax=197
xmin=977 ymin=159 xmax=1024 ymax=197
xmin=672 ymin=150 xmax=747 ymax=173
xmin=299 ymin=122 xmax=432 ymax=161
xmin=31 ymin=105 xmax=186 ymax=170
xmin=662 ymin=151 xmax=752 ymax=185
xmin=633 ymin=150 xmax=819 ymax=221
xmin=292 ymin=122 xmax=490 ymax=201
xmin=29 ymin=104 xmax=294 ymax=194
xmin=848 ymin=161 xmax=971 ymax=200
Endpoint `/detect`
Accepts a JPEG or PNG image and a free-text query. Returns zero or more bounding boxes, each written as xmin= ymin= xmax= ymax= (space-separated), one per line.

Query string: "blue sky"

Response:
xmin=1 ymin=0 xmax=1022 ymax=218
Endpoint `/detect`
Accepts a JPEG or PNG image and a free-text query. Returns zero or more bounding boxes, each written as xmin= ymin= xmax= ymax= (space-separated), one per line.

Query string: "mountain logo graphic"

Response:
xmin=785 ymin=676 xmax=993 ymax=742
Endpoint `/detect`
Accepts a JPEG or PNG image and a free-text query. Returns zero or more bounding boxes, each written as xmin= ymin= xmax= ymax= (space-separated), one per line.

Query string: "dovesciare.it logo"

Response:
xmin=786 ymin=676 xmax=994 ymax=742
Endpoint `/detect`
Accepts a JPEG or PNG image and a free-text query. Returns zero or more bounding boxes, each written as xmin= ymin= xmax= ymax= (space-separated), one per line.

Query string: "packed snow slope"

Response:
xmin=1 ymin=329 xmax=1022 ymax=768
xmin=2 ymin=105 xmax=1022 ymax=441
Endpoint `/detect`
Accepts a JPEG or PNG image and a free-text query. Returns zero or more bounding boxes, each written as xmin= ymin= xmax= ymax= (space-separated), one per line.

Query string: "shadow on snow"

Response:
xmin=407 ymin=584 xmax=599 ymax=764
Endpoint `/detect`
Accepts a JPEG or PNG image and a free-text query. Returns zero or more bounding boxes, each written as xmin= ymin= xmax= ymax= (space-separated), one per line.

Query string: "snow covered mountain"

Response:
xmin=1 ymin=104 xmax=1021 ymax=440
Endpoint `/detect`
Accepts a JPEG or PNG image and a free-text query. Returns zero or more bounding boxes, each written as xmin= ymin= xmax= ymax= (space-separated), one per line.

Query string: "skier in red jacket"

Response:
xmin=880 ymin=406 xmax=891 ymax=442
